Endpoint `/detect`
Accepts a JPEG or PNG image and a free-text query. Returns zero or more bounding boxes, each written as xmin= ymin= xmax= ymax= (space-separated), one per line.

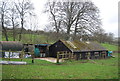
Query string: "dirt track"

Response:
xmin=35 ymin=57 xmax=64 ymax=63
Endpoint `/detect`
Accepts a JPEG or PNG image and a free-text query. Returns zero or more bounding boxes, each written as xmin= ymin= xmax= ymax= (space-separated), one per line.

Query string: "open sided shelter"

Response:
xmin=0 ymin=41 xmax=23 ymax=58
xmin=34 ymin=44 xmax=50 ymax=57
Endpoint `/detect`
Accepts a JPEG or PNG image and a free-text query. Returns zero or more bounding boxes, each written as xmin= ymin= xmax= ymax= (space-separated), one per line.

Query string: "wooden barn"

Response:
xmin=49 ymin=40 xmax=108 ymax=60
xmin=49 ymin=40 xmax=91 ymax=58
xmin=74 ymin=41 xmax=108 ymax=60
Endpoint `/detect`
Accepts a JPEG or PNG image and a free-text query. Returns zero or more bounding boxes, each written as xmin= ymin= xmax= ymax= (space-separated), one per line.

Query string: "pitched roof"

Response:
xmin=59 ymin=40 xmax=107 ymax=52
xmin=86 ymin=41 xmax=107 ymax=51
xmin=60 ymin=40 xmax=91 ymax=51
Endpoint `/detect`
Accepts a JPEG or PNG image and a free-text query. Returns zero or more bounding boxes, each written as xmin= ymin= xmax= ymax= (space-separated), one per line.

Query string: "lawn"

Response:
xmin=2 ymin=56 xmax=118 ymax=79
xmin=1 ymin=43 xmax=119 ymax=79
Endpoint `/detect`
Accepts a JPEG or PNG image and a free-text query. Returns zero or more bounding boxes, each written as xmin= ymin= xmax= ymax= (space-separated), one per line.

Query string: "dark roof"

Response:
xmin=35 ymin=44 xmax=50 ymax=46
xmin=0 ymin=41 xmax=23 ymax=51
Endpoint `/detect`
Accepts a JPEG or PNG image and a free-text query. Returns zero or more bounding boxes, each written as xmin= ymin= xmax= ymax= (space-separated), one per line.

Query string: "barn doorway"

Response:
xmin=34 ymin=44 xmax=49 ymax=58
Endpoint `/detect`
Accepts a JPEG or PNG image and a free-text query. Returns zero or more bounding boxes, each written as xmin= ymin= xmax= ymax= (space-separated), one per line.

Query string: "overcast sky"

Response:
xmin=31 ymin=0 xmax=119 ymax=37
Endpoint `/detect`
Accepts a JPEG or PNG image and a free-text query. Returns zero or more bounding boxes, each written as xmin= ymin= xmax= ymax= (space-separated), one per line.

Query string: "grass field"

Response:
xmin=101 ymin=43 xmax=118 ymax=51
xmin=2 ymin=43 xmax=119 ymax=79
xmin=2 ymin=33 xmax=55 ymax=44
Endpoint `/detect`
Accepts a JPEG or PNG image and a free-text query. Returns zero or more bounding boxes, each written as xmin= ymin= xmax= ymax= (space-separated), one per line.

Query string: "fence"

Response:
xmin=56 ymin=51 xmax=73 ymax=63
xmin=1 ymin=49 xmax=34 ymax=63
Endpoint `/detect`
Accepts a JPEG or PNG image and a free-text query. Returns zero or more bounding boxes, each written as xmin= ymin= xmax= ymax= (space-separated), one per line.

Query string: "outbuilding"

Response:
xmin=0 ymin=41 xmax=23 ymax=58
xmin=49 ymin=40 xmax=108 ymax=60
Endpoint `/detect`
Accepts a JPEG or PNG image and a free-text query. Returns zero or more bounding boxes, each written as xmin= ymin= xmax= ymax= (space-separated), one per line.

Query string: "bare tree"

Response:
xmin=45 ymin=2 xmax=62 ymax=33
xmin=6 ymin=1 xmax=19 ymax=41
xmin=74 ymin=2 xmax=101 ymax=36
xmin=0 ymin=0 xmax=9 ymax=41
xmin=45 ymin=1 xmax=101 ymax=40
xmin=15 ymin=0 xmax=34 ymax=41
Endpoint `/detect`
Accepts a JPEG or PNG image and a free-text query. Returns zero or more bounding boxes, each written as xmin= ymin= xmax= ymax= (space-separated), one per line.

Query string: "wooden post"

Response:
xmin=12 ymin=52 xmax=13 ymax=58
xmin=100 ymin=52 xmax=102 ymax=59
xmin=99 ymin=52 xmax=101 ymax=59
xmin=57 ymin=52 xmax=59 ymax=63
xmin=102 ymin=52 xmax=104 ymax=59
xmin=9 ymin=50 xmax=11 ymax=61
xmin=86 ymin=52 xmax=88 ymax=59
xmin=91 ymin=52 xmax=94 ymax=59
xmin=104 ymin=51 xmax=106 ymax=58
xmin=62 ymin=51 xmax=64 ymax=59
xmin=21 ymin=49 xmax=24 ymax=61
xmin=87 ymin=52 xmax=90 ymax=60
xmin=71 ymin=52 xmax=73 ymax=59
xmin=68 ymin=52 xmax=71 ymax=60
xmin=106 ymin=51 xmax=108 ymax=58
xmin=31 ymin=50 xmax=34 ymax=63
xmin=66 ymin=51 xmax=68 ymax=59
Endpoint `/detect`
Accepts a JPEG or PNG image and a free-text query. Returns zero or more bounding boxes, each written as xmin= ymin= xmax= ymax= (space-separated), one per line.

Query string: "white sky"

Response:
xmin=31 ymin=0 xmax=119 ymax=37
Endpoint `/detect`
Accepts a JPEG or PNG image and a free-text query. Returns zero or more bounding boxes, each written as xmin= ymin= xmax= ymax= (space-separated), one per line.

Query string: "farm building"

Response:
xmin=0 ymin=41 xmax=23 ymax=58
xmin=74 ymin=41 xmax=108 ymax=60
xmin=49 ymin=40 xmax=108 ymax=60
xmin=1 ymin=41 xmax=23 ymax=51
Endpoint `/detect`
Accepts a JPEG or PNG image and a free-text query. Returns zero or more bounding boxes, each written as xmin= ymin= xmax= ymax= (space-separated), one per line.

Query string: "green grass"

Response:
xmin=2 ymin=55 xmax=118 ymax=79
xmin=101 ymin=43 xmax=118 ymax=51
xmin=2 ymin=31 xmax=14 ymax=41
xmin=2 ymin=33 xmax=54 ymax=44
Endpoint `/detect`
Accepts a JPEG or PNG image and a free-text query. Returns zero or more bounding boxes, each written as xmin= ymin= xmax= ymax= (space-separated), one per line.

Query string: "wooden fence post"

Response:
xmin=9 ymin=50 xmax=11 ymax=61
xmin=31 ymin=50 xmax=34 ymax=63
xmin=57 ymin=52 xmax=59 ymax=63
xmin=21 ymin=49 xmax=24 ymax=61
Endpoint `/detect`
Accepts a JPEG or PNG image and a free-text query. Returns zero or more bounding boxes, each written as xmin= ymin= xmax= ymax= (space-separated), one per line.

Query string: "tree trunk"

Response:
xmin=74 ymin=17 xmax=79 ymax=40
xmin=74 ymin=22 xmax=77 ymax=37
xmin=67 ymin=24 xmax=71 ymax=35
xmin=1 ymin=14 xmax=8 ymax=41
xmin=19 ymin=18 xmax=23 ymax=41
xmin=12 ymin=17 xmax=15 ymax=41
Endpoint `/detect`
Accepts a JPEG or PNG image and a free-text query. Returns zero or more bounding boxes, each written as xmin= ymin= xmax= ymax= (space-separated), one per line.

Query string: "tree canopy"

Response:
xmin=45 ymin=1 xmax=102 ymax=39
